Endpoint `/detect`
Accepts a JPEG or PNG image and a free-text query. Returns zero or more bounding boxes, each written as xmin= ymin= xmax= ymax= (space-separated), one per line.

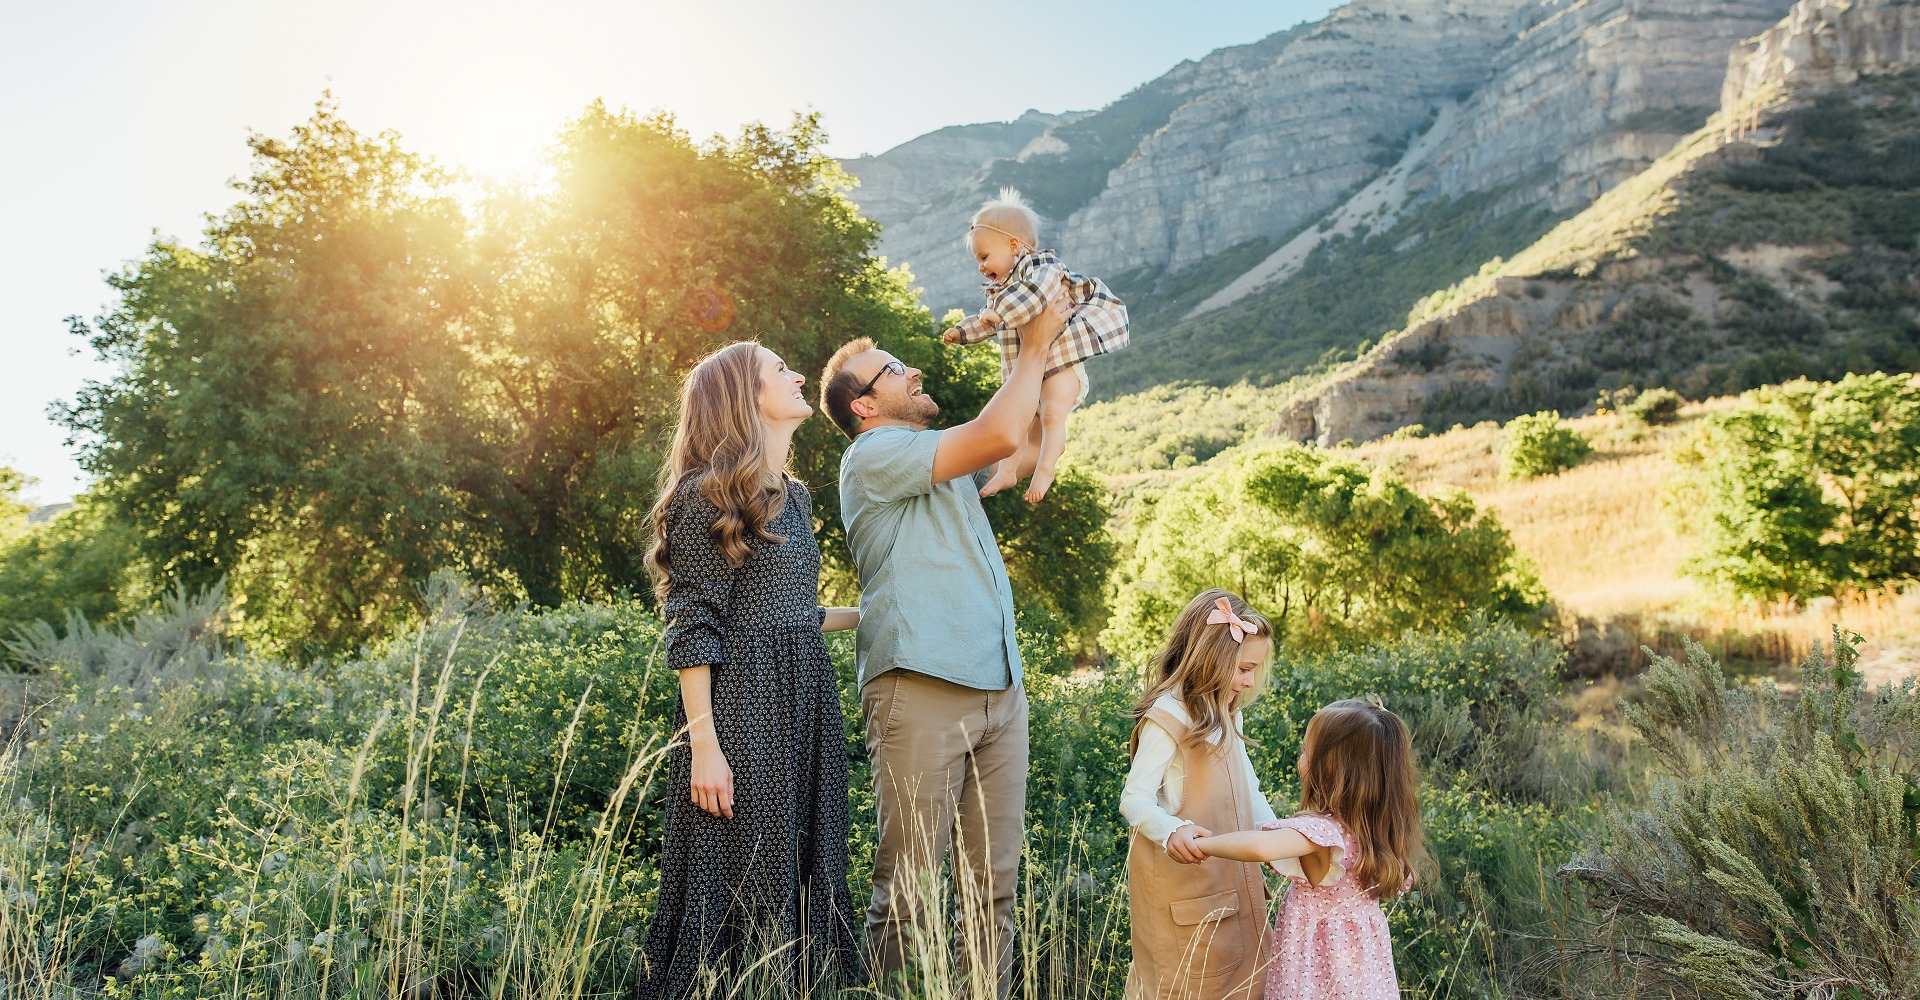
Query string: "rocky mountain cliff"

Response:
xmin=1268 ymin=0 xmax=1920 ymax=446
xmin=843 ymin=0 xmax=1794 ymax=323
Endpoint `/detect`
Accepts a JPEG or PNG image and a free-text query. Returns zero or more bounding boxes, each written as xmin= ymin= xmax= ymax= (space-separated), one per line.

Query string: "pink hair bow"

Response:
xmin=1206 ymin=598 xmax=1259 ymax=643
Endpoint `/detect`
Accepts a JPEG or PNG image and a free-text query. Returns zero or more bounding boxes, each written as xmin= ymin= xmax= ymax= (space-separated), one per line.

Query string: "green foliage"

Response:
xmin=1562 ymin=633 xmax=1920 ymax=995
xmin=1623 ymin=386 xmax=1684 ymax=425
xmin=1067 ymin=381 xmax=1303 ymax=475
xmin=1096 ymin=185 xmax=1565 ymax=399
xmin=1500 ymin=410 xmax=1593 ymax=479
xmin=1674 ymin=372 xmax=1920 ymax=600
xmin=0 ymin=495 xmax=147 ymax=644
xmin=0 ymin=466 xmax=29 ymax=541
xmin=51 ymin=98 xmax=1103 ymax=656
xmin=0 ymin=578 xmax=1623 ymax=999
xmin=1103 ymin=443 xmax=1542 ymax=659
xmin=980 ymin=466 xmax=1115 ymax=643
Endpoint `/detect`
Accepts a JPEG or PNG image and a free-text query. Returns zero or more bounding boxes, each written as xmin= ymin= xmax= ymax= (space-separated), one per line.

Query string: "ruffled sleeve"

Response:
xmin=660 ymin=482 xmax=736 ymax=671
xmin=1264 ymin=814 xmax=1349 ymax=886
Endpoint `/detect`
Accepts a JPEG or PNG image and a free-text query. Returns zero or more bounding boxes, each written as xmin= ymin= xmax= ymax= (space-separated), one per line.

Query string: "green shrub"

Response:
xmin=1500 ymin=410 xmax=1592 ymax=479
xmin=1623 ymin=386 xmax=1684 ymax=425
xmin=1672 ymin=372 xmax=1920 ymax=600
xmin=1560 ymin=634 xmax=1920 ymax=995
xmin=1104 ymin=443 xmax=1543 ymax=660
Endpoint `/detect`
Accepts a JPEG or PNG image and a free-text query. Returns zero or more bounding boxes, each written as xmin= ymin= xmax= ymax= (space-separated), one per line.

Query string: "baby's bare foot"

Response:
xmin=980 ymin=464 xmax=1019 ymax=497
xmin=1023 ymin=469 xmax=1056 ymax=502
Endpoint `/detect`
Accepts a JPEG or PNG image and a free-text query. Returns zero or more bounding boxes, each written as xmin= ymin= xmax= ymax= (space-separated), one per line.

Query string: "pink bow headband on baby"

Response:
xmin=1206 ymin=598 xmax=1260 ymax=643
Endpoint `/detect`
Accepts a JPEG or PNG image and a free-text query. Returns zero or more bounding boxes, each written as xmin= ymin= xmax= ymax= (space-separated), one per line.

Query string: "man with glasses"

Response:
xmin=818 ymin=299 xmax=1068 ymax=997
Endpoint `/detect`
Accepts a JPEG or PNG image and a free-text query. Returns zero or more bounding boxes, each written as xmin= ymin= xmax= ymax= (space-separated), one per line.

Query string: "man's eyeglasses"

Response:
xmin=855 ymin=360 xmax=906 ymax=399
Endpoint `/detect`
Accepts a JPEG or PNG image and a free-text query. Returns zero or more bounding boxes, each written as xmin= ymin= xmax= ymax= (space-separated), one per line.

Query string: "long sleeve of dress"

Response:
xmin=1243 ymin=748 xmax=1278 ymax=827
xmin=1120 ymin=719 xmax=1193 ymax=850
xmin=660 ymin=485 xmax=737 ymax=672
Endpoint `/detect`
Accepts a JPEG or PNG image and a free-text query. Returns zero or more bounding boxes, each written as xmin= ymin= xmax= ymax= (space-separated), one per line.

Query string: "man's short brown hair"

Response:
xmin=820 ymin=337 xmax=877 ymax=440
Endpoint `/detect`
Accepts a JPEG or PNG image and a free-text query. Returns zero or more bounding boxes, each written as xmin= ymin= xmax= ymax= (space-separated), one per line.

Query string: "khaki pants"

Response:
xmin=862 ymin=670 xmax=1029 ymax=997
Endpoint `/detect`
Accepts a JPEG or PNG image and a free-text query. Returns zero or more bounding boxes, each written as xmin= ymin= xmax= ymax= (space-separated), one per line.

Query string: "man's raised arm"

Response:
xmin=930 ymin=298 xmax=1068 ymax=484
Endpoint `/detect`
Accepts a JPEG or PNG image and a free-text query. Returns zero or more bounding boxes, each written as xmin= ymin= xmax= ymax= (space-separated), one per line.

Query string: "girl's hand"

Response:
xmin=690 ymin=738 xmax=734 ymax=819
xmin=979 ymin=308 xmax=1000 ymax=324
xmin=1166 ymin=824 xmax=1213 ymax=864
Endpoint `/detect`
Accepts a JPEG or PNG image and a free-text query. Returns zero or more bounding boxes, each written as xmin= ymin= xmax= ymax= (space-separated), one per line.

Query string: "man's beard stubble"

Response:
xmin=876 ymin=388 xmax=938 ymax=427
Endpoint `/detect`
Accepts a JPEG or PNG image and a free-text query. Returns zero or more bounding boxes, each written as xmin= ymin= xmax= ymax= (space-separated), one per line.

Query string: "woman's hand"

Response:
xmin=821 ymin=607 xmax=860 ymax=633
xmin=690 ymin=735 xmax=735 ymax=819
xmin=1165 ymin=823 xmax=1213 ymax=864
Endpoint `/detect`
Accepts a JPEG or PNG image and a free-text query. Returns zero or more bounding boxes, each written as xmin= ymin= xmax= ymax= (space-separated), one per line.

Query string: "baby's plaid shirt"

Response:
xmin=953 ymin=249 xmax=1131 ymax=380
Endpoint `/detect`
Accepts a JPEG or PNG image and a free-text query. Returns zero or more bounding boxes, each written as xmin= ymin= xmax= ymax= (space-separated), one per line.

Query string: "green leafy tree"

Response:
xmin=60 ymin=98 xmax=1107 ymax=655
xmin=0 ymin=466 xmax=30 ymax=541
xmin=0 ymin=494 xmax=148 ymax=642
xmin=1499 ymin=410 xmax=1592 ymax=479
xmin=1674 ymin=373 xmax=1920 ymax=599
xmin=1103 ymin=443 xmax=1541 ymax=659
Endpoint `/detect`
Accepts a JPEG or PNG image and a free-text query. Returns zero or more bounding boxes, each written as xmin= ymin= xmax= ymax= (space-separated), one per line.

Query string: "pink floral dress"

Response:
xmin=1261 ymin=814 xmax=1399 ymax=999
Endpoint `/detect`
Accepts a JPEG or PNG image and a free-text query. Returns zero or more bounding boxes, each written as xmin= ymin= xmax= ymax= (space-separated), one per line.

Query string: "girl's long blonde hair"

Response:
xmin=1298 ymin=700 xmax=1425 ymax=901
xmin=1131 ymin=589 xmax=1273 ymax=754
xmin=645 ymin=341 xmax=787 ymax=603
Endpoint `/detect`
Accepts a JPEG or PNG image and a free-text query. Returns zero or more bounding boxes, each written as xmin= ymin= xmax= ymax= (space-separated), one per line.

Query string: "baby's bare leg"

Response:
xmin=1024 ymin=368 xmax=1083 ymax=502
xmin=981 ymin=418 xmax=1043 ymax=496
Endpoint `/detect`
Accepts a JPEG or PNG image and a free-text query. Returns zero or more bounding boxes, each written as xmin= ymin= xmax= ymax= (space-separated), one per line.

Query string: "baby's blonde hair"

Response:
xmin=967 ymin=188 xmax=1040 ymax=250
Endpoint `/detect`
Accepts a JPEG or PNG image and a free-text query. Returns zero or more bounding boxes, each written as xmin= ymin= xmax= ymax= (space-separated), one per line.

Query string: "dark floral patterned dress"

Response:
xmin=638 ymin=476 xmax=859 ymax=1000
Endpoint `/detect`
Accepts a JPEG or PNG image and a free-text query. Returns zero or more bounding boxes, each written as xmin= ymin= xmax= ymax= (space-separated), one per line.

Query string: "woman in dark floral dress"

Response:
xmin=639 ymin=341 xmax=861 ymax=999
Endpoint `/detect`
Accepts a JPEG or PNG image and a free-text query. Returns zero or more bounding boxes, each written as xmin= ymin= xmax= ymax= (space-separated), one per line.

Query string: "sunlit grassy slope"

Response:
xmin=1348 ymin=402 xmax=1920 ymax=681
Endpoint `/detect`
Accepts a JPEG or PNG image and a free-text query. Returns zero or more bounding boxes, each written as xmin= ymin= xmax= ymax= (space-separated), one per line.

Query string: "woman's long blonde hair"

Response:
xmin=1131 ymin=589 xmax=1273 ymax=754
xmin=1298 ymin=700 xmax=1425 ymax=900
xmin=645 ymin=341 xmax=787 ymax=603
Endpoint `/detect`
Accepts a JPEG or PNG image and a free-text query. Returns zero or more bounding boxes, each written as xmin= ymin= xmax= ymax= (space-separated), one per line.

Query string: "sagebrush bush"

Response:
xmin=1561 ymin=633 xmax=1920 ymax=996
xmin=1500 ymin=410 xmax=1593 ymax=479
xmin=1624 ymin=386 xmax=1684 ymax=425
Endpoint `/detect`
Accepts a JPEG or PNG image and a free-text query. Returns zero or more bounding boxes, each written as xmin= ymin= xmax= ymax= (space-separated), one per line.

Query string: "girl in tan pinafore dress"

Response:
xmin=1120 ymin=590 xmax=1278 ymax=1000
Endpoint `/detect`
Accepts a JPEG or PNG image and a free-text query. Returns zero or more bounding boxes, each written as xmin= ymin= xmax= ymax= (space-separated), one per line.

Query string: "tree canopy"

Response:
xmin=1674 ymin=372 xmax=1920 ymax=600
xmin=54 ymin=98 xmax=1040 ymax=656
xmin=1102 ymin=443 xmax=1542 ymax=660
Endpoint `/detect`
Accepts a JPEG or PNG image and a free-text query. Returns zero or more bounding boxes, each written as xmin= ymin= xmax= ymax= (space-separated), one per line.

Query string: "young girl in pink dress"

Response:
xmin=1194 ymin=699 xmax=1424 ymax=1000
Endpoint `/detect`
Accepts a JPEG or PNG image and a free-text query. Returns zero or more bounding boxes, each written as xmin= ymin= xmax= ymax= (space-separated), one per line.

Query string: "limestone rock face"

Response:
xmin=1268 ymin=0 xmax=1920 ymax=447
xmin=1723 ymin=0 xmax=1920 ymax=111
xmin=1413 ymin=0 xmax=1796 ymax=213
xmin=839 ymin=110 xmax=1076 ymax=244
xmin=841 ymin=0 xmax=1796 ymax=312
xmin=1064 ymin=0 xmax=1520 ymax=280
xmin=842 ymin=33 xmax=1311 ymax=309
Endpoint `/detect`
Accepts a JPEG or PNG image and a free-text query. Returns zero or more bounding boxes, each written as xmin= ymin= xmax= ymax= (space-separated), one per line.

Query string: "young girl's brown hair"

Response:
xmin=1131 ymin=589 xmax=1273 ymax=754
xmin=1297 ymin=699 xmax=1425 ymax=900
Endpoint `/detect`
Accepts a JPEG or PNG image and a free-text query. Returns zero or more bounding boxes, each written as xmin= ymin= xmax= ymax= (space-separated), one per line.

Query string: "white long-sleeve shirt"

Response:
xmin=1120 ymin=694 xmax=1279 ymax=850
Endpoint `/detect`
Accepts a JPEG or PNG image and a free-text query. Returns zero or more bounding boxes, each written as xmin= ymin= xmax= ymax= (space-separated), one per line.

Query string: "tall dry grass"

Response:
xmin=1356 ymin=402 xmax=1920 ymax=677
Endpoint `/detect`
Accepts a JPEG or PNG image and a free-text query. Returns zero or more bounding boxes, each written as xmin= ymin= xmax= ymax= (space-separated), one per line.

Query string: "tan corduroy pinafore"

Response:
xmin=1125 ymin=707 xmax=1270 ymax=1000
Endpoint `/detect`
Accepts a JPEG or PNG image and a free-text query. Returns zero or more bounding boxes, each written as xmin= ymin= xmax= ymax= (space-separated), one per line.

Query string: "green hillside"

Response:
xmin=1420 ymin=70 xmax=1920 ymax=428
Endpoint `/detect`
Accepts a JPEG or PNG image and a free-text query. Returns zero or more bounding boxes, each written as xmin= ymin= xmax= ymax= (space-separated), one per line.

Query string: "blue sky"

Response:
xmin=1 ymin=0 xmax=1341 ymax=503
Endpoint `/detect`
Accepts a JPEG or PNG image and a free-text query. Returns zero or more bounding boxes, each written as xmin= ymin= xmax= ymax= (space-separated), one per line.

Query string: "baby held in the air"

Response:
xmin=942 ymin=189 xmax=1129 ymax=501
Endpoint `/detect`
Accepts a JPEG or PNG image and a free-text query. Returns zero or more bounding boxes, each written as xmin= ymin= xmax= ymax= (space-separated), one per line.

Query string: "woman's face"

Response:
xmin=755 ymin=346 xmax=811 ymax=426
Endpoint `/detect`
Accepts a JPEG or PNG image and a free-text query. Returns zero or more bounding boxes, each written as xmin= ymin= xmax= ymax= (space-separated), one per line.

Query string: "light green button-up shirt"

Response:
xmin=838 ymin=425 xmax=1023 ymax=691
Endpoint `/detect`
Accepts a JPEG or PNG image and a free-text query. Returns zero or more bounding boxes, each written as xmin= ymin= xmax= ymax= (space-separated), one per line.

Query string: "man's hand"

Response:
xmin=941 ymin=327 xmax=965 ymax=344
xmin=1166 ymin=823 xmax=1214 ymax=864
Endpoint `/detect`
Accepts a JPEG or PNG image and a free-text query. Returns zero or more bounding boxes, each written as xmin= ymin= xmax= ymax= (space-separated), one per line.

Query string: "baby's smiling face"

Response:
xmin=968 ymin=228 xmax=1022 ymax=285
